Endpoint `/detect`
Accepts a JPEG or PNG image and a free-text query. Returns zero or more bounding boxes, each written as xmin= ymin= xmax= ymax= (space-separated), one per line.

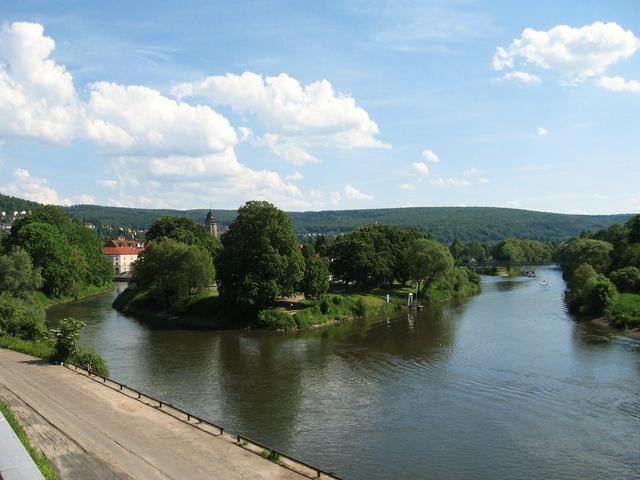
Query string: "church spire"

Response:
xmin=205 ymin=209 xmax=218 ymax=238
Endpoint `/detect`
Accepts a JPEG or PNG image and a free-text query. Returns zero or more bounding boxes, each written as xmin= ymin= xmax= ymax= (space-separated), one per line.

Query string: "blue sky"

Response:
xmin=1 ymin=0 xmax=639 ymax=213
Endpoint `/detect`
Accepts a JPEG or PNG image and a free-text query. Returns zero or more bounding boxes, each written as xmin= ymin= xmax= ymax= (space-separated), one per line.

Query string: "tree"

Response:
xmin=145 ymin=216 xmax=221 ymax=259
xmin=622 ymin=244 xmax=640 ymax=269
xmin=0 ymin=248 xmax=43 ymax=297
xmin=464 ymin=240 xmax=487 ymax=263
xmin=302 ymin=257 xmax=330 ymax=300
xmin=407 ymin=238 xmax=454 ymax=296
xmin=134 ymin=238 xmax=215 ymax=307
xmin=449 ymin=238 xmax=464 ymax=262
xmin=610 ymin=266 xmax=640 ymax=293
xmin=558 ymin=238 xmax=613 ymax=277
xmin=216 ymin=201 xmax=304 ymax=309
xmin=0 ymin=293 xmax=46 ymax=340
xmin=627 ymin=214 xmax=640 ymax=244
xmin=8 ymin=222 xmax=84 ymax=297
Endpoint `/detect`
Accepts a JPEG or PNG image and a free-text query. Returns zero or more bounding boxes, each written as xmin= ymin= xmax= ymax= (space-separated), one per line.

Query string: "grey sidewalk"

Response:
xmin=0 ymin=410 xmax=44 ymax=480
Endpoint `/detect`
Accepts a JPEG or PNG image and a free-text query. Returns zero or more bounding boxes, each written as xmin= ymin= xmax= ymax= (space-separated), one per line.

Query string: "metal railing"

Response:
xmin=64 ymin=361 xmax=342 ymax=480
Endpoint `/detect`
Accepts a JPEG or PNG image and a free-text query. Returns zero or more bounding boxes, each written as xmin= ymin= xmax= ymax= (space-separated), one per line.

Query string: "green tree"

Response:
xmin=558 ymin=238 xmax=613 ymax=277
xmin=8 ymin=222 xmax=83 ymax=297
xmin=302 ymin=257 xmax=330 ymax=300
xmin=134 ymin=238 xmax=215 ymax=307
xmin=610 ymin=266 xmax=640 ymax=293
xmin=449 ymin=238 xmax=464 ymax=262
xmin=407 ymin=238 xmax=454 ymax=296
xmin=626 ymin=214 xmax=640 ymax=244
xmin=622 ymin=244 xmax=640 ymax=269
xmin=145 ymin=216 xmax=222 ymax=259
xmin=0 ymin=293 xmax=46 ymax=340
xmin=216 ymin=201 xmax=304 ymax=309
xmin=0 ymin=248 xmax=43 ymax=297
xmin=464 ymin=240 xmax=487 ymax=263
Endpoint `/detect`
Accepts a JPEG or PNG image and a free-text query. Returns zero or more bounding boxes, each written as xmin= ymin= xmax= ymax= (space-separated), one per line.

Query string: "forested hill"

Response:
xmin=0 ymin=193 xmax=632 ymax=242
xmin=63 ymin=203 xmax=632 ymax=243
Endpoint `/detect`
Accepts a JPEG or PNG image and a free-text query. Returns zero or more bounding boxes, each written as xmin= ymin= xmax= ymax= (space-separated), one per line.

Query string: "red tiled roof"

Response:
xmin=103 ymin=246 xmax=144 ymax=255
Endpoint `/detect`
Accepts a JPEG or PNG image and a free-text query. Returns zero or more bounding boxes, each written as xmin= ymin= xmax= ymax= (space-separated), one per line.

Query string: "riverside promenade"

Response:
xmin=0 ymin=348 xmax=305 ymax=479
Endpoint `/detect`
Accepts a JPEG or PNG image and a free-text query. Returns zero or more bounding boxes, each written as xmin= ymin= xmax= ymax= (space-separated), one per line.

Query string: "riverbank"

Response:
xmin=31 ymin=283 xmax=114 ymax=310
xmin=113 ymin=274 xmax=480 ymax=331
xmin=113 ymin=287 xmax=398 ymax=330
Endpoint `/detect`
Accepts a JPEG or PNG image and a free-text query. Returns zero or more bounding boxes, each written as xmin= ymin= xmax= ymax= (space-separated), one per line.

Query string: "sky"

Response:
xmin=0 ymin=0 xmax=639 ymax=214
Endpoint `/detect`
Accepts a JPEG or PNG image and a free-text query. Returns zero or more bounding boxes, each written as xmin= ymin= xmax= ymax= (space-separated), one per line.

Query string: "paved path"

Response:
xmin=0 ymin=349 xmax=304 ymax=480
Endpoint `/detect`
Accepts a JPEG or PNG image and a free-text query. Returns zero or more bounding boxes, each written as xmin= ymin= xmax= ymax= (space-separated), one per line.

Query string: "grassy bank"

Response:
xmin=606 ymin=293 xmax=640 ymax=330
xmin=115 ymin=272 xmax=481 ymax=332
xmin=0 ymin=400 xmax=57 ymax=480
xmin=30 ymin=283 xmax=114 ymax=310
xmin=0 ymin=336 xmax=109 ymax=377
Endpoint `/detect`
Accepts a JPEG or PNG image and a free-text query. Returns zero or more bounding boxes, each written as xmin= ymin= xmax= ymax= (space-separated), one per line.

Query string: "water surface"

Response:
xmin=47 ymin=267 xmax=640 ymax=479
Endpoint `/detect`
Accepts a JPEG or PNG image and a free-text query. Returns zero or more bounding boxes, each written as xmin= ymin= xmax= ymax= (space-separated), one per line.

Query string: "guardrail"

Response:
xmin=64 ymin=361 xmax=342 ymax=480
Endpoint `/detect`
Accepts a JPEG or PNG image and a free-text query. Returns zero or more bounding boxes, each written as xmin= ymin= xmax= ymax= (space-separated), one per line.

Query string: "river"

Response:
xmin=47 ymin=266 xmax=640 ymax=479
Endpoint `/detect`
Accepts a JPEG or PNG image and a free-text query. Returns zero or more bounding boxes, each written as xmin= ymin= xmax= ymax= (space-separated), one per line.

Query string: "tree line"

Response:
xmin=557 ymin=215 xmax=640 ymax=328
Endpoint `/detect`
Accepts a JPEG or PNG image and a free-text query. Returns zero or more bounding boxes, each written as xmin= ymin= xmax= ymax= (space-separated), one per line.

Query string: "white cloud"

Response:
xmin=537 ymin=127 xmax=548 ymax=136
xmin=398 ymin=183 xmax=416 ymax=190
xmin=412 ymin=161 xmax=430 ymax=176
xmin=173 ymin=71 xmax=388 ymax=164
xmin=494 ymin=22 xmax=640 ymax=83
xmin=343 ymin=184 xmax=372 ymax=201
xmin=430 ymin=177 xmax=472 ymax=188
xmin=421 ymin=149 xmax=440 ymax=162
xmin=597 ymin=76 xmax=640 ymax=93
xmin=477 ymin=177 xmax=490 ymax=184
xmin=0 ymin=22 xmax=79 ymax=143
xmin=97 ymin=179 xmax=118 ymax=188
xmin=499 ymin=71 xmax=541 ymax=85
xmin=85 ymin=82 xmax=237 ymax=156
xmin=286 ymin=171 xmax=304 ymax=181
xmin=77 ymin=194 xmax=96 ymax=205
xmin=2 ymin=168 xmax=72 ymax=205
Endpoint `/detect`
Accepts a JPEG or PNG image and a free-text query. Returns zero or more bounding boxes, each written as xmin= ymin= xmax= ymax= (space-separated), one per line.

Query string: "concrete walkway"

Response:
xmin=0 ymin=349 xmax=304 ymax=479
xmin=0 ymin=410 xmax=44 ymax=480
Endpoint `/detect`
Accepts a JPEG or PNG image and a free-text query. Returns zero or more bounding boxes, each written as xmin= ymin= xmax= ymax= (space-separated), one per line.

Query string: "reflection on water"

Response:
xmin=47 ymin=267 xmax=640 ymax=480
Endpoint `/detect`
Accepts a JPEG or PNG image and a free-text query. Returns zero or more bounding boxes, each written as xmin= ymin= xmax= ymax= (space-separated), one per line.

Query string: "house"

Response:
xmin=103 ymin=229 xmax=144 ymax=276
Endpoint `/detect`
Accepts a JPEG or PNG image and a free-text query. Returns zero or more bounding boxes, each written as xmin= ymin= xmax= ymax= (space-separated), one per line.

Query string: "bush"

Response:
xmin=610 ymin=266 xmax=640 ymax=293
xmin=587 ymin=276 xmax=618 ymax=315
xmin=606 ymin=293 xmax=640 ymax=329
xmin=354 ymin=298 xmax=367 ymax=316
xmin=51 ymin=317 xmax=85 ymax=361
xmin=0 ymin=293 xmax=46 ymax=341
xmin=319 ymin=297 xmax=330 ymax=314
xmin=70 ymin=348 xmax=109 ymax=377
xmin=256 ymin=309 xmax=297 ymax=330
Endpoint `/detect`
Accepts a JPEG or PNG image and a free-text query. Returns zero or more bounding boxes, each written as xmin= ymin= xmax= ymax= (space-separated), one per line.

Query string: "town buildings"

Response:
xmin=103 ymin=229 xmax=144 ymax=276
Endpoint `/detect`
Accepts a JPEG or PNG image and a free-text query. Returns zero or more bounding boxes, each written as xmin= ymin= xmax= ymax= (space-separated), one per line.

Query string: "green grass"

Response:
xmin=0 ymin=401 xmax=57 ymax=480
xmin=30 ymin=283 xmax=114 ymax=309
xmin=292 ymin=293 xmax=395 ymax=329
xmin=607 ymin=293 xmax=640 ymax=329
xmin=0 ymin=335 xmax=54 ymax=359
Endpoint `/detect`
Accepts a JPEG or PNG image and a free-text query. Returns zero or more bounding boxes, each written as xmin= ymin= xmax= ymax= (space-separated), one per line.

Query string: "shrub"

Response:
xmin=0 ymin=293 xmax=46 ymax=341
xmin=587 ymin=276 xmax=618 ymax=315
xmin=51 ymin=317 xmax=85 ymax=361
xmin=610 ymin=267 xmax=640 ymax=293
xmin=606 ymin=293 xmax=640 ymax=329
xmin=354 ymin=298 xmax=367 ymax=316
xmin=331 ymin=295 xmax=342 ymax=305
xmin=70 ymin=348 xmax=109 ymax=377
xmin=319 ymin=297 xmax=330 ymax=314
xmin=256 ymin=309 xmax=297 ymax=330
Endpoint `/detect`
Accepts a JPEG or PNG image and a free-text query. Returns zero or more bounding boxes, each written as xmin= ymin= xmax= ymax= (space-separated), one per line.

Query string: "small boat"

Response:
xmin=540 ymin=280 xmax=548 ymax=285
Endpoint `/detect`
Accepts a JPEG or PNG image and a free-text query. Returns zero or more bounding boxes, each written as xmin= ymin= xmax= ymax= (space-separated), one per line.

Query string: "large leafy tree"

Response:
xmin=558 ymin=238 xmax=613 ymax=276
xmin=0 ymin=248 xmax=43 ymax=297
xmin=145 ymin=216 xmax=221 ymax=258
xmin=217 ymin=201 xmax=304 ymax=309
xmin=302 ymin=256 xmax=330 ymax=300
xmin=134 ymin=238 xmax=215 ymax=307
xmin=6 ymin=205 xmax=111 ymax=293
xmin=407 ymin=238 xmax=454 ymax=296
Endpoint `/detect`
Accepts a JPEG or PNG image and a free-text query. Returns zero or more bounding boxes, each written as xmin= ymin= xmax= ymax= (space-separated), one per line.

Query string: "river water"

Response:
xmin=47 ymin=266 xmax=640 ymax=479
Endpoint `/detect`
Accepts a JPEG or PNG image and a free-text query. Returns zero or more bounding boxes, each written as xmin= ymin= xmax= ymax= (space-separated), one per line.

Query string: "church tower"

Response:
xmin=205 ymin=209 xmax=218 ymax=238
